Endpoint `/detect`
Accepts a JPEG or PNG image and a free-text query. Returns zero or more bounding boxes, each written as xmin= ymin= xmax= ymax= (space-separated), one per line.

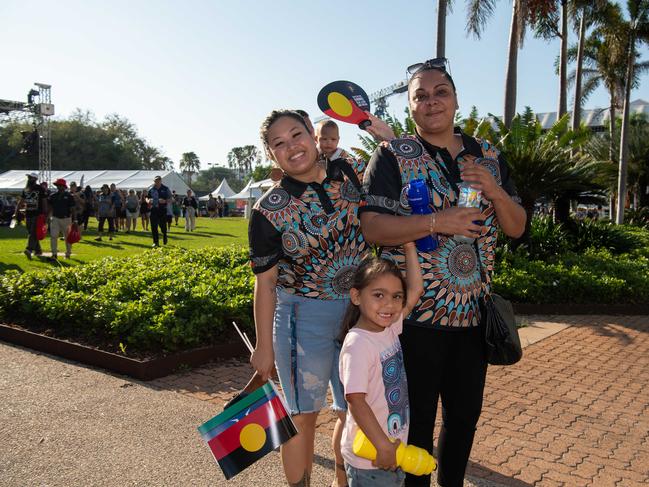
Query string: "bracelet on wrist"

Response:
xmin=429 ymin=212 xmax=437 ymax=234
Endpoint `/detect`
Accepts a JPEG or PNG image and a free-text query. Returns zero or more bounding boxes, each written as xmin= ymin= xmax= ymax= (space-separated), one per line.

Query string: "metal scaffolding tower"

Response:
xmin=0 ymin=83 xmax=54 ymax=184
xmin=369 ymin=79 xmax=408 ymax=118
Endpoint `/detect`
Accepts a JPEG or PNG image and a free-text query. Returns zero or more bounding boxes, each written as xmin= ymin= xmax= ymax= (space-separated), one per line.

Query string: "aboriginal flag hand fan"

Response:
xmin=197 ymin=323 xmax=298 ymax=480
xmin=317 ymin=80 xmax=371 ymax=129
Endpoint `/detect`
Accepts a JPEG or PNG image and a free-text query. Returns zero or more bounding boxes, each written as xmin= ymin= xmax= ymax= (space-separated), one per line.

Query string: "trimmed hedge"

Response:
xmin=1 ymin=236 xmax=648 ymax=354
xmin=0 ymin=246 xmax=254 ymax=353
xmin=493 ymin=249 xmax=649 ymax=304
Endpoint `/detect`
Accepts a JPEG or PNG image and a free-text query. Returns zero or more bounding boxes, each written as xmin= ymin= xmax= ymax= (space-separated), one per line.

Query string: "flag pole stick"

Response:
xmin=231 ymin=321 xmax=295 ymax=422
xmin=232 ymin=321 xmax=254 ymax=354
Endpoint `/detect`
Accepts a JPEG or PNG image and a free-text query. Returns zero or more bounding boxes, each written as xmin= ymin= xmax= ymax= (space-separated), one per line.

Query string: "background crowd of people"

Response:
xmin=12 ymin=173 xmax=210 ymax=258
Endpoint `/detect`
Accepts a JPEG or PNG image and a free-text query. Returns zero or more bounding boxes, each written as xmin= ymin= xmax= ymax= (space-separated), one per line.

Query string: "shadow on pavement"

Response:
xmin=466 ymin=461 xmax=533 ymax=486
xmin=542 ymin=315 xmax=647 ymax=343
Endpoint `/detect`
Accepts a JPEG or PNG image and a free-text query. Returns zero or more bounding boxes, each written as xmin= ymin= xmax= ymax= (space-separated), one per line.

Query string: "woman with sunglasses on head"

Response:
xmin=359 ymin=59 xmax=526 ymax=487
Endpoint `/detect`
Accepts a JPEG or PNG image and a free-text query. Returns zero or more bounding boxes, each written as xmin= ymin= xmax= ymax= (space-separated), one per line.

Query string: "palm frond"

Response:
xmin=465 ymin=0 xmax=497 ymax=39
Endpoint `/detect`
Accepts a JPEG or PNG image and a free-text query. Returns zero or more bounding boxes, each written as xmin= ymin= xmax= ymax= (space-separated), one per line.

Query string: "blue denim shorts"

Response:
xmin=345 ymin=464 xmax=405 ymax=487
xmin=273 ymin=288 xmax=348 ymax=415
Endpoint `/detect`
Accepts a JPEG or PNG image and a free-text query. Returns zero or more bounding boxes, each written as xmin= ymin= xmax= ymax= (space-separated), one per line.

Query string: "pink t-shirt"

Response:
xmin=339 ymin=315 xmax=409 ymax=470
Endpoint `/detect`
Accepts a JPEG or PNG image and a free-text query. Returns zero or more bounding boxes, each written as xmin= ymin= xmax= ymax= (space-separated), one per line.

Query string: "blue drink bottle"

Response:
xmin=407 ymin=179 xmax=438 ymax=252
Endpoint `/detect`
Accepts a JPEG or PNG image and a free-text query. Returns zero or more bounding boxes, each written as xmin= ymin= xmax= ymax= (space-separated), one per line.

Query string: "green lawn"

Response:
xmin=0 ymin=217 xmax=249 ymax=274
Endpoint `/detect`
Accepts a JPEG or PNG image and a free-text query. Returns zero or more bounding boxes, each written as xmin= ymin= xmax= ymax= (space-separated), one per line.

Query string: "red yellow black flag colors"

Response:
xmin=198 ymin=382 xmax=297 ymax=480
xmin=316 ymin=80 xmax=372 ymax=129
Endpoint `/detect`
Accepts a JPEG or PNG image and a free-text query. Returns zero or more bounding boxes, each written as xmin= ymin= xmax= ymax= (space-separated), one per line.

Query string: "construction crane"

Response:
xmin=0 ymin=83 xmax=54 ymax=184
xmin=369 ymin=79 xmax=408 ymax=118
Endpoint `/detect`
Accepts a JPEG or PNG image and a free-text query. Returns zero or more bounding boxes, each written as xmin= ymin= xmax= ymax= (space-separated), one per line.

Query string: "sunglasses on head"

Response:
xmin=406 ymin=57 xmax=450 ymax=76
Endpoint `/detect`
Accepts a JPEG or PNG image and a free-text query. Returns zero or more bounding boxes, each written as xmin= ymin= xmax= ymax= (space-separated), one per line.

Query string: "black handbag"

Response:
xmin=474 ymin=242 xmax=523 ymax=366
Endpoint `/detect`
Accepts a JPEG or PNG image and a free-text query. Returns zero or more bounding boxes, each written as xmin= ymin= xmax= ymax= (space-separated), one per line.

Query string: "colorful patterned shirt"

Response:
xmin=249 ymin=156 xmax=369 ymax=300
xmin=360 ymin=128 xmax=519 ymax=329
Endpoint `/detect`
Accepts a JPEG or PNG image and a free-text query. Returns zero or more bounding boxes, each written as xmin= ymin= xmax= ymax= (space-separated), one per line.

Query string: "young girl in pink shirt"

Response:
xmin=339 ymin=244 xmax=424 ymax=486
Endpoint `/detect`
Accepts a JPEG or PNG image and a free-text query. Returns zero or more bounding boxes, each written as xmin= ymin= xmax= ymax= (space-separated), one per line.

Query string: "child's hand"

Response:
xmin=372 ymin=439 xmax=399 ymax=471
xmin=402 ymin=241 xmax=416 ymax=250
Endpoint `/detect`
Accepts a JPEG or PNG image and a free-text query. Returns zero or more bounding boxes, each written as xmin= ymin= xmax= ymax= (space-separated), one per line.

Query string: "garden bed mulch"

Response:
xmin=0 ymin=322 xmax=247 ymax=381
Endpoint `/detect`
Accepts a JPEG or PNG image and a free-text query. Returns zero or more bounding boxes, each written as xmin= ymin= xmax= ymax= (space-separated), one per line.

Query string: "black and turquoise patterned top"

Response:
xmin=249 ymin=156 xmax=369 ymax=300
xmin=360 ymin=129 xmax=519 ymax=330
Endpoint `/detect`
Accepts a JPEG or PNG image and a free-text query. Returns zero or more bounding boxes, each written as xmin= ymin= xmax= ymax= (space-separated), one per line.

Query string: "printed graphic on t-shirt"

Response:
xmin=23 ymin=190 xmax=41 ymax=211
xmin=380 ymin=342 xmax=409 ymax=437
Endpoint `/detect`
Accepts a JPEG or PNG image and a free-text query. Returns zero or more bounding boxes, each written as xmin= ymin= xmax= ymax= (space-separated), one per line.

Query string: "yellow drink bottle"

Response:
xmin=352 ymin=430 xmax=437 ymax=476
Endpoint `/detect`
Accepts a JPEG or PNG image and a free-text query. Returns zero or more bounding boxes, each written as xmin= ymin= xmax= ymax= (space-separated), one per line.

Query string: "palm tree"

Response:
xmin=566 ymin=10 xmax=628 ymax=161
xmin=569 ymin=0 xmax=615 ymax=132
xmin=615 ymin=0 xmax=649 ymax=224
xmin=179 ymin=151 xmax=201 ymax=187
xmin=530 ymin=0 xmax=569 ymax=118
xmin=466 ymin=0 xmax=554 ymax=128
xmin=533 ymin=1 xmax=611 ymax=126
xmin=436 ymin=0 xmax=454 ymax=57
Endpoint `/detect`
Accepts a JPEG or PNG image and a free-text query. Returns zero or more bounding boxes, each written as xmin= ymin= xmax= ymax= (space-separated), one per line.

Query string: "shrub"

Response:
xmin=527 ymin=216 xmax=570 ymax=259
xmin=512 ymin=216 xmax=645 ymax=260
xmin=0 ymin=246 xmax=254 ymax=353
xmin=567 ymin=219 xmax=638 ymax=255
xmin=493 ymin=249 xmax=649 ymax=304
xmin=625 ymin=207 xmax=649 ymax=229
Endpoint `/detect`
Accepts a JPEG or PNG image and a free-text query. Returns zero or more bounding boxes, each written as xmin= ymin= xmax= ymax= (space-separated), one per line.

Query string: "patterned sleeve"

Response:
xmin=359 ymin=144 xmax=403 ymax=216
xmin=497 ymin=154 xmax=521 ymax=204
xmin=248 ymin=208 xmax=282 ymax=274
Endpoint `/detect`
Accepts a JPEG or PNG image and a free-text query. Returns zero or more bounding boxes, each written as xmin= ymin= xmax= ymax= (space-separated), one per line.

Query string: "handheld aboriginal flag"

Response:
xmin=198 ymin=381 xmax=297 ymax=480
xmin=317 ymin=80 xmax=371 ymax=129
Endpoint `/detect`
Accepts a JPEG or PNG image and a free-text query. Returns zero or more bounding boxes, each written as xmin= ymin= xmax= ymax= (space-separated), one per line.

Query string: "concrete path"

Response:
xmin=2 ymin=315 xmax=648 ymax=486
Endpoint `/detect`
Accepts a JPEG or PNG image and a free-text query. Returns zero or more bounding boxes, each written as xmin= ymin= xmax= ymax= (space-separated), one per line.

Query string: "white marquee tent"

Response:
xmin=198 ymin=178 xmax=236 ymax=201
xmin=0 ymin=170 xmax=190 ymax=195
xmin=226 ymin=178 xmax=264 ymax=201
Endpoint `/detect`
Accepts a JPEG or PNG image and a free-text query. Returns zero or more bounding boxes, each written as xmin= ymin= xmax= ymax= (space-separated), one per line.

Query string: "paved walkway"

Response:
xmin=2 ymin=315 xmax=648 ymax=486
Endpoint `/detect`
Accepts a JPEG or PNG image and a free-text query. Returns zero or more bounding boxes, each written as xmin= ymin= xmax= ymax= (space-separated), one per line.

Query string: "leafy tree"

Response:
xmin=179 ymin=151 xmax=201 ymax=187
xmin=227 ymin=145 xmax=261 ymax=180
xmin=139 ymin=146 xmax=173 ymax=171
xmin=250 ymin=163 xmax=273 ymax=183
xmin=193 ymin=165 xmax=240 ymax=192
xmin=0 ymin=110 xmax=172 ymax=172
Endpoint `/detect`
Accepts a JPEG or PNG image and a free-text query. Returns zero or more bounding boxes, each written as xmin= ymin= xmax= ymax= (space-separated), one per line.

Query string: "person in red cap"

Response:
xmin=13 ymin=173 xmax=48 ymax=259
xmin=48 ymin=178 xmax=77 ymax=260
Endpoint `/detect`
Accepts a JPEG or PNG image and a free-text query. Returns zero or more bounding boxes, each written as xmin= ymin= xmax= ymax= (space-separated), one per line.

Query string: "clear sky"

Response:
xmin=2 ymin=0 xmax=648 ymax=171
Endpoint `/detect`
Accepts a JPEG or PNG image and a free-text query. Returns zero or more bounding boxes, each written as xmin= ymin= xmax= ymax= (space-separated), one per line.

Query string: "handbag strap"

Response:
xmin=473 ymin=239 xmax=492 ymax=297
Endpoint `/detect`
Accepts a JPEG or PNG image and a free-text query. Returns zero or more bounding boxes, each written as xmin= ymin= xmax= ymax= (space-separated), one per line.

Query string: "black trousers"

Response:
xmin=400 ymin=325 xmax=488 ymax=487
xmin=25 ymin=214 xmax=42 ymax=254
xmin=97 ymin=216 xmax=115 ymax=234
xmin=149 ymin=209 xmax=167 ymax=245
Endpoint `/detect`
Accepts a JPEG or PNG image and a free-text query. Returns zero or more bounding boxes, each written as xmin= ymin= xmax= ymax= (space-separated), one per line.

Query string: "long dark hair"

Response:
xmin=339 ymin=256 xmax=407 ymax=342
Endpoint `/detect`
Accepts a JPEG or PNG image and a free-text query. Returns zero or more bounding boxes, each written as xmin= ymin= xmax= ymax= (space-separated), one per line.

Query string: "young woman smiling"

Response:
xmin=248 ymin=110 xmax=371 ymax=487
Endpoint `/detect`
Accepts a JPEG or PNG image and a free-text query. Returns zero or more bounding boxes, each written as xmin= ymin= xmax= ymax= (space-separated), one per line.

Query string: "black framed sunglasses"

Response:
xmin=406 ymin=57 xmax=450 ymax=76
